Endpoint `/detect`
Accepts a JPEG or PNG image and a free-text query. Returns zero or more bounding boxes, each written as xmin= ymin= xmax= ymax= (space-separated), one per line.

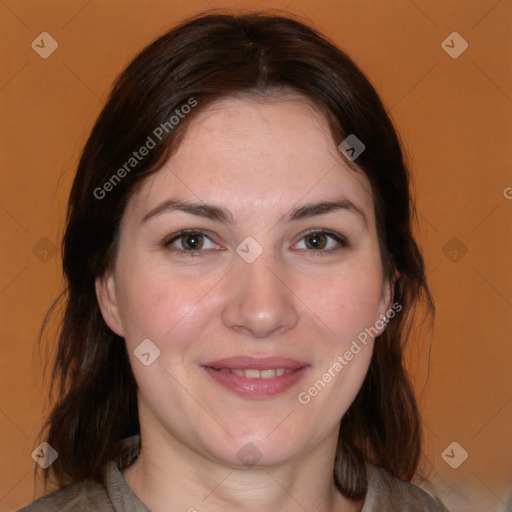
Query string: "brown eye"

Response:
xmin=164 ymin=230 xmax=221 ymax=255
xmin=180 ymin=233 xmax=204 ymax=250
xmin=293 ymin=230 xmax=348 ymax=253
xmin=304 ymin=232 xmax=328 ymax=250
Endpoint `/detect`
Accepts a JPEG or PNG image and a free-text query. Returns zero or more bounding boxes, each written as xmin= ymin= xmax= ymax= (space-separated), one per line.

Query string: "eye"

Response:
xmin=292 ymin=230 xmax=348 ymax=253
xmin=164 ymin=230 xmax=221 ymax=255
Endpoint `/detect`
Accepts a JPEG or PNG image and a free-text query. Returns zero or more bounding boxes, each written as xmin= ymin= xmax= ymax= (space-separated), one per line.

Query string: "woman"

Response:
xmin=19 ymin=11 xmax=449 ymax=512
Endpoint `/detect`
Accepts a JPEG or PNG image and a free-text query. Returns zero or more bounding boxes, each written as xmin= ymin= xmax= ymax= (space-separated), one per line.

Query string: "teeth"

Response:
xmin=230 ymin=368 xmax=289 ymax=378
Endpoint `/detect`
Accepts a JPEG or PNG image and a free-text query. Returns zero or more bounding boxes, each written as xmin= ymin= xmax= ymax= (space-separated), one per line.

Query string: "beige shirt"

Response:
xmin=18 ymin=435 xmax=449 ymax=511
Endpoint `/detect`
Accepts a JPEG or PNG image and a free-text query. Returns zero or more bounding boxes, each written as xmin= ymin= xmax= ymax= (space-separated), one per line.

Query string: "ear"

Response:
xmin=378 ymin=268 xmax=400 ymax=324
xmin=95 ymin=272 xmax=125 ymax=337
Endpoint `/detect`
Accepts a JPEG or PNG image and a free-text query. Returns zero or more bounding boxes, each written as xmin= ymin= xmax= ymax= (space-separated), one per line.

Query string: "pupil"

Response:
xmin=185 ymin=234 xmax=201 ymax=249
xmin=307 ymin=233 xmax=325 ymax=249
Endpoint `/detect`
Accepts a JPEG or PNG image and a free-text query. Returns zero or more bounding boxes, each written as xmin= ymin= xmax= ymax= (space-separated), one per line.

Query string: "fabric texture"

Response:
xmin=18 ymin=435 xmax=449 ymax=511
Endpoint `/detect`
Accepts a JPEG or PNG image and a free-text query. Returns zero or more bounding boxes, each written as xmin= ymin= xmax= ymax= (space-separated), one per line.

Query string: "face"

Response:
xmin=96 ymin=95 xmax=393 ymax=468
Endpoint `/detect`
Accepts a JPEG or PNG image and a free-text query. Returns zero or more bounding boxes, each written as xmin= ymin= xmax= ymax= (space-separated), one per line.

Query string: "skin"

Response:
xmin=96 ymin=95 xmax=393 ymax=512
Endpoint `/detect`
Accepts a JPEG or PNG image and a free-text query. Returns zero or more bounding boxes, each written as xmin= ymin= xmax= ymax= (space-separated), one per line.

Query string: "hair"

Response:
xmin=36 ymin=10 xmax=434 ymax=501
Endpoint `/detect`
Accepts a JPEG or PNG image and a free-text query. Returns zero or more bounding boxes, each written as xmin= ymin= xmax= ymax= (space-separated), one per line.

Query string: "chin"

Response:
xmin=204 ymin=430 xmax=306 ymax=469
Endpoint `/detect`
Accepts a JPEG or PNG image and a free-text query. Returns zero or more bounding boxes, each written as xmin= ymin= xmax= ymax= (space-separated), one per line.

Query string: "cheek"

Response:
xmin=295 ymin=257 xmax=383 ymax=417
xmin=300 ymin=261 xmax=385 ymax=341
xmin=114 ymin=257 xmax=224 ymax=351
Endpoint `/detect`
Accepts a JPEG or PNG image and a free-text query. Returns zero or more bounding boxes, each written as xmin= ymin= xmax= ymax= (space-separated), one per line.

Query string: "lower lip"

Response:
xmin=202 ymin=366 xmax=310 ymax=398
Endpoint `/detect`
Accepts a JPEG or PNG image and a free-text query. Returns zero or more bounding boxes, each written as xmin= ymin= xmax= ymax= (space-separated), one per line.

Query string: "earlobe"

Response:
xmin=95 ymin=273 xmax=124 ymax=337
xmin=378 ymin=268 xmax=400 ymax=330
xmin=385 ymin=268 xmax=400 ymax=310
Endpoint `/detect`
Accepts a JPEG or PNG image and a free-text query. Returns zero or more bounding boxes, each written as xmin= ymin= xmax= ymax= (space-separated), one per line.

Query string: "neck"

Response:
xmin=122 ymin=422 xmax=364 ymax=512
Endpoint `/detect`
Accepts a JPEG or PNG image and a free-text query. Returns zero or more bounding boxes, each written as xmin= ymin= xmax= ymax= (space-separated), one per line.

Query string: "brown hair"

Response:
xmin=37 ymin=11 xmax=433 ymax=500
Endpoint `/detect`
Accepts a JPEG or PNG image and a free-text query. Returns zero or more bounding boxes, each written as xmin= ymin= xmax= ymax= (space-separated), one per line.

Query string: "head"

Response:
xmin=40 ymin=11 xmax=433 ymax=499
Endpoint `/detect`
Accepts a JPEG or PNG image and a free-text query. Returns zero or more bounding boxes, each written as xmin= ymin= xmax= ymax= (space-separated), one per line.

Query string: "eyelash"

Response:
xmin=163 ymin=228 xmax=349 ymax=258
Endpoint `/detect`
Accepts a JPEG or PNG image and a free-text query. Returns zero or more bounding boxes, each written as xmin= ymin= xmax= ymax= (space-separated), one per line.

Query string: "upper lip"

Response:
xmin=202 ymin=356 xmax=309 ymax=370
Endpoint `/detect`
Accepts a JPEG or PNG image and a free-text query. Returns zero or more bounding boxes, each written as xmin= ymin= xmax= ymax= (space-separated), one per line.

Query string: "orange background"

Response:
xmin=1 ymin=1 xmax=511 ymax=511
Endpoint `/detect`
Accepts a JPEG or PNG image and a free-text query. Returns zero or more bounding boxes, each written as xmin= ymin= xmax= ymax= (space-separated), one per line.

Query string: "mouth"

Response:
xmin=209 ymin=367 xmax=296 ymax=378
xmin=201 ymin=356 xmax=310 ymax=398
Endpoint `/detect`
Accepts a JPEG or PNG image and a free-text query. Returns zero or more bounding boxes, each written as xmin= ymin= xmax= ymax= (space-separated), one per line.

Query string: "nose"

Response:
xmin=221 ymin=252 xmax=300 ymax=339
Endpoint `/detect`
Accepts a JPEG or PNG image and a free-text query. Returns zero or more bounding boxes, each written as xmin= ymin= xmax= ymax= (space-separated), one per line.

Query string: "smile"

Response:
xmin=212 ymin=367 xmax=295 ymax=378
xmin=201 ymin=357 xmax=310 ymax=398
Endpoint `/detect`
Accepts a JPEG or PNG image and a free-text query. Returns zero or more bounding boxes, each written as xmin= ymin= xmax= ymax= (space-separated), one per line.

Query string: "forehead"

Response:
xmin=127 ymin=95 xmax=374 ymax=222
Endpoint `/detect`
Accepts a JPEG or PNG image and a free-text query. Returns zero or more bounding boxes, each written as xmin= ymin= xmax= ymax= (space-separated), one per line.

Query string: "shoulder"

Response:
xmin=363 ymin=461 xmax=450 ymax=512
xmin=16 ymin=478 xmax=109 ymax=512
xmin=17 ymin=436 xmax=148 ymax=512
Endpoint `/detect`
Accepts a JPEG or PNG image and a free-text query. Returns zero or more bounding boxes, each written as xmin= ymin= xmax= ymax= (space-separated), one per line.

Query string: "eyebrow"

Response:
xmin=141 ymin=199 xmax=233 ymax=224
xmin=286 ymin=199 xmax=367 ymax=227
xmin=141 ymin=198 xmax=367 ymax=227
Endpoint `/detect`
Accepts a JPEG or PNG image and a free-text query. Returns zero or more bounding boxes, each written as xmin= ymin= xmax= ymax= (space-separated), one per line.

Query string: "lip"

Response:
xmin=203 ymin=356 xmax=308 ymax=370
xmin=201 ymin=356 xmax=310 ymax=398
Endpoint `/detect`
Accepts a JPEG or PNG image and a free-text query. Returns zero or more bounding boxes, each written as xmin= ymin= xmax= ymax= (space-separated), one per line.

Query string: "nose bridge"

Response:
xmin=221 ymin=249 xmax=299 ymax=338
